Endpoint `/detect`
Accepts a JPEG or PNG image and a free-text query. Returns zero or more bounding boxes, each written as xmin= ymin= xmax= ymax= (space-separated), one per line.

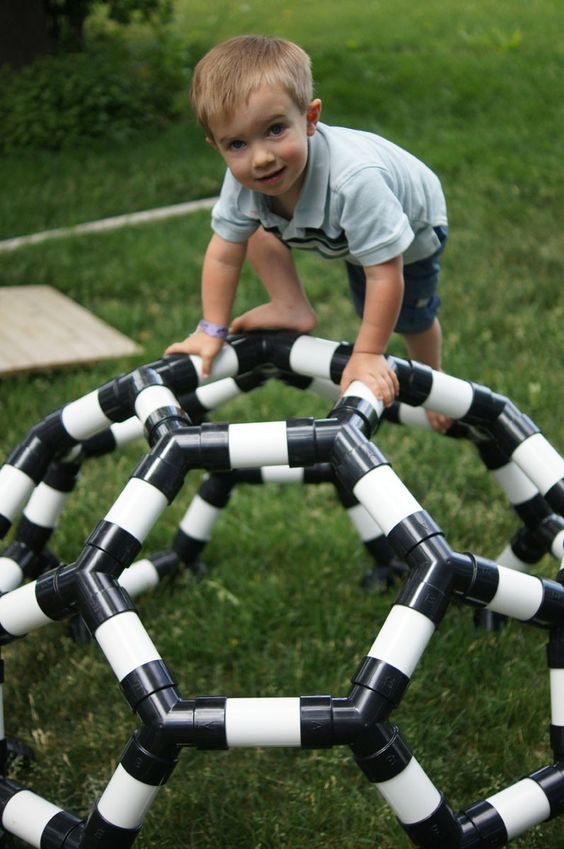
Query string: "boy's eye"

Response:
xmin=228 ymin=139 xmax=246 ymax=151
xmin=269 ymin=124 xmax=285 ymax=136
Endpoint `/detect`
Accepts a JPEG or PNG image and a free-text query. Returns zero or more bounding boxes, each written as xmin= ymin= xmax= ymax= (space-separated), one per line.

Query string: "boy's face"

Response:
xmin=207 ymin=85 xmax=321 ymax=214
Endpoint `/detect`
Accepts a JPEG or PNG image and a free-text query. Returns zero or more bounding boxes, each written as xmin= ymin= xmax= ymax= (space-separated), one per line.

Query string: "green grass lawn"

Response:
xmin=0 ymin=1 xmax=563 ymax=847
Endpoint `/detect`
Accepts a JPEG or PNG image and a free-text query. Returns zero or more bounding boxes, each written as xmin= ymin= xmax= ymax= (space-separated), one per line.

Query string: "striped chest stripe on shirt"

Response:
xmin=264 ymin=226 xmax=350 ymax=259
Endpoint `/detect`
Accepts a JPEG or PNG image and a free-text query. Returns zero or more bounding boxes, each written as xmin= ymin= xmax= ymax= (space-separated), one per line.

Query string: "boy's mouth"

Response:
xmin=256 ymin=166 xmax=286 ymax=185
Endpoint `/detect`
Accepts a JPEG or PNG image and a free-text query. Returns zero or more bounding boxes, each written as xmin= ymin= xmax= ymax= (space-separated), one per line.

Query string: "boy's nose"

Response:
xmin=252 ymin=145 xmax=276 ymax=169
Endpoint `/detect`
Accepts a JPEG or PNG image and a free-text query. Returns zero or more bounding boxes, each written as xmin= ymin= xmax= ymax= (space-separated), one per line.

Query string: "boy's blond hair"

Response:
xmin=190 ymin=35 xmax=313 ymax=138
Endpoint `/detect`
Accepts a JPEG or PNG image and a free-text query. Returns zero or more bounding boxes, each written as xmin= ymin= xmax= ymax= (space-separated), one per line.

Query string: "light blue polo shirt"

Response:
xmin=211 ymin=122 xmax=447 ymax=267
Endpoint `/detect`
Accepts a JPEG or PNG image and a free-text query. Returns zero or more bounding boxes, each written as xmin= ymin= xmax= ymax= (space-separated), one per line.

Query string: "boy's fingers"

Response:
xmin=201 ymin=343 xmax=223 ymax=377
xmin=201 ymin=355 xmax=212 ymax=378
xmin=381 ymin=383 xmax=394 ymax=406
xmin=377 ymin=375 xmax=397 ymax=407
xmin=384 ymin=373 xmax=399 ymax=403
xmin=164 ymin=342 xmax=185 ymax=355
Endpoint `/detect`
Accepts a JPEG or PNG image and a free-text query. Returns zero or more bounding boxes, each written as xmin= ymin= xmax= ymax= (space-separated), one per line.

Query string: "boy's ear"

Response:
xmin=205 ymin=136 xmax=218 ymax=150
xmin=306 ymin=99 xmax=322 ymax=136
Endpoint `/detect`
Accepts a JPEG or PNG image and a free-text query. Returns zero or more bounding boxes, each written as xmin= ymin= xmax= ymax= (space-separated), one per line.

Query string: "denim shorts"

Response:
xmin=345 ymin=225 xmax=448 ymax=335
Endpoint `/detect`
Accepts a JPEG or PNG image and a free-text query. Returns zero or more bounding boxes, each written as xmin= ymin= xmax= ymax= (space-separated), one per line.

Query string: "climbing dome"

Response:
xmin=0 ymin=332 xmax=562 ymax=848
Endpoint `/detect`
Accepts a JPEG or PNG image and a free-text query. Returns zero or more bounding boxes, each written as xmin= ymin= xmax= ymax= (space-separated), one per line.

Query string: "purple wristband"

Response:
xmin=198 ymin=319 xmax=229 ymax=339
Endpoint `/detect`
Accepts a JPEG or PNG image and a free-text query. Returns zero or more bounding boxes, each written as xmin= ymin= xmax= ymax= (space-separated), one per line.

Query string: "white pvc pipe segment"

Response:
xmin=111 ymin=417 xmax=144 ymax=448
xmin=552 ymin=529 xmax=564 ymax=560
xmin=0 ymin=557 xmax=24 ymax=593
xmin=493 ymin=462 xmax=539 ymax=505
xmin=487 ymin=778 xmax=551 ymax=839
xmin=61 ymin=390 xmax=113 ymax=441
xmin=104 ymin=478 xmax=169 ymax=543
xmin=0 ymin=581 xmax=53 ymax=636
xmin=347 ymin=503 xmax=382 ymax=541
xmin=118 ymin=559 xmax=161 ymax=598
xmin=134 ymin=384 xmax=179 ymax=424
xmin=23 ymin=482 xmax=69 ymax=527
xmin=289 ymin=336 xmax=340 ymax=381
xmin=2 ymin=790 xmax=62 ymax=847
xmin=512 ymin=433 xmax=564 ymax=496
xmin=179 ymin=494 xmax=222 ymax=541
xmin=353 ymin=465 xmax=423 ymax=535
xmin=0 ymin=465 xmax=36 ymax=522
xmin=195 ymin=377 xmax=244 ymax=411
xmin=225 ymin=698 xmax=301 ymax=747
xmin=485 ymin=566 xmax=543 ymax=620
xmin=228 ymin=422 xmax=289 ymax=468
xmin=376 ymin=757 xmax=442 ymax=825
xmin=423 ymin=371 xmax=474 ymax=419
xmin=368 ymin=605 xmax=435 ymax=677
xmin=494 ymin=544 xmax=529 ymax=573
xmin=95 ymin=611 xmax=161 ymax=681
xmin=261 ymin=465 xmax=305 ymax=484
xmin=397 ymin=403 xmax=433 ymax=431
xmin=309 ymin=377 xmax=339 ymax=401
xmin=550 ymin=669 xmax=564 ymax=726
xmin=97 ymin=764 xmax=160 ymax=830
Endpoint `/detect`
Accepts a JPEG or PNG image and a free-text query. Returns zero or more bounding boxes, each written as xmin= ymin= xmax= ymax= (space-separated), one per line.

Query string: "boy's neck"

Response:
xmin=269 ymin=194 xmax=296 ymax=220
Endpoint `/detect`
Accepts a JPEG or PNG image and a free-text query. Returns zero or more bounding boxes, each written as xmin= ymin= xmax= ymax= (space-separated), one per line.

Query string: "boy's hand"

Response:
xmin=164 ymin=330 xmax=224 ymax=379
xmin=340 ymin=352 xmax=399 ymax=406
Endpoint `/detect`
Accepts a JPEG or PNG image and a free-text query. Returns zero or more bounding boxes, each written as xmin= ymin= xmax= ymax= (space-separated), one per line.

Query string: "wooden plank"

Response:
xmin=0 ymin=285 xmax=141 ymax=377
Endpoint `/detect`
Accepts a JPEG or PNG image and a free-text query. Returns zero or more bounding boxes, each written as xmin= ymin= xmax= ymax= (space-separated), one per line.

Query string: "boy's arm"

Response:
xmin=340 ymin=256 xmax=403 ymax=404
xmin=165 ymin=233 xmax=246 ymax=377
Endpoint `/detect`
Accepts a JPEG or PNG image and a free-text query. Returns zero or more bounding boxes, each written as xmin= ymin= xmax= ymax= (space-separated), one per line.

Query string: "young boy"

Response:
xmin=166 ymin=35 xmax=449 ymax=429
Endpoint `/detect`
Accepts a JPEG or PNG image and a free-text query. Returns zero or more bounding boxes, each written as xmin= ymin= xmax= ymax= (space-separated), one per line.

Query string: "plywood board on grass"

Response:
xmin=0 ymin=285 xmax=141 ymax=377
